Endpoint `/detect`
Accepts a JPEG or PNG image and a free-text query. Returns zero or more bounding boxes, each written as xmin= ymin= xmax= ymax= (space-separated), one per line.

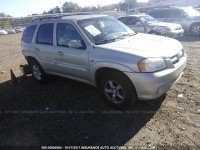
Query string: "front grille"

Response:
xmin=170 ymin=49 xmax=184 ymax=64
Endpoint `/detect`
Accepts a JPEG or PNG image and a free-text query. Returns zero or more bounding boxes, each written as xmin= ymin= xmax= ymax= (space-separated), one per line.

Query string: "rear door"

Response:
xmin=33 ymin=23 xmax=56 ymax=72
xmin=55 ymin=23 xmax=89 ymax=80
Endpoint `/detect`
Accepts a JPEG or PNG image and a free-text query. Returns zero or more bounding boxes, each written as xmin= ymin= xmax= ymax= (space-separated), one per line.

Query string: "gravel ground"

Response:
xmin=0 ymin=33 xmax=200 ymax=150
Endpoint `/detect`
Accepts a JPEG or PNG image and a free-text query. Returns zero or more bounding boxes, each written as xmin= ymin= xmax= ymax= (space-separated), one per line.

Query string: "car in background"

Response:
xmin=14 ymin=27 xmax=24 ymax=33
xmin=118 ymin=15 xmax=184 ymax=38
xmin=148 ymin=7 xmax=200 ymax=35
xmin=0 ymin=29 xmax=8 ymax=35
xmin=21 ymin=15 xmax=187 ymax=109
xmin=6 ymin=28 xmax=16 ymax=34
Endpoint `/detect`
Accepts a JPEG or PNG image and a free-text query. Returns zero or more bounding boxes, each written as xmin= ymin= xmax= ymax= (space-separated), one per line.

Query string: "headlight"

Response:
xmin=153 ymin=27 xmax=171 ymax=32
xmin=138 ymin=58 xmax=167 ymax=72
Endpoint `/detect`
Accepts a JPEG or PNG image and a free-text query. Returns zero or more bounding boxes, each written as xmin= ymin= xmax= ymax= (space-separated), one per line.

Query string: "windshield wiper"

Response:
xmin=95 ymin=33 xmax=136 ymax=45
xmin=122 ymin=33 xmax=136 ymax=37
xmin=95 ymin=38 xmax=117 ymax=45
xmin=116 ymin=33 xmax=136 ymax=39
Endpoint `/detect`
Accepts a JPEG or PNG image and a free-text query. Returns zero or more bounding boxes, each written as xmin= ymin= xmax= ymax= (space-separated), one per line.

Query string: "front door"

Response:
xmin=55 ymin=23 xmax=89 ymax=80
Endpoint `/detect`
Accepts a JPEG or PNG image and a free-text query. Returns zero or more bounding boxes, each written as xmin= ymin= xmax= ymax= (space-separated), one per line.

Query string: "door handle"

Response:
xmin=35 ymin=48 xmax=40 ymax=52
xmin=57 ymin=51 xmax=64 ymax=56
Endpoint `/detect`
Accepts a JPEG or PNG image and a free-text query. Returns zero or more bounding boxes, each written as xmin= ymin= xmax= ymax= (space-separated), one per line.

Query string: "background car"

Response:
xmin=148 ymin=7 xmax=200 ymax=35
xmin=6 ymin=28 xmax=16 ymax=34
xmin=118 ymin=15 xmax=184 ymax=38
xmin=14 ymin=27 xmax=24 ymax=33
xmin=0 ymin=29 xmax=8 ymax=35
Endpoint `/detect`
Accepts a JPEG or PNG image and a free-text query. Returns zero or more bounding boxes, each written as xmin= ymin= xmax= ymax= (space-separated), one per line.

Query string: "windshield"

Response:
xmin=139 ymin=15 xmax=158 ymax=23
xmin=77 ymin=17 xmax=135 ymax=45
xmin=183 ymin=8 xmax=200 ymax=16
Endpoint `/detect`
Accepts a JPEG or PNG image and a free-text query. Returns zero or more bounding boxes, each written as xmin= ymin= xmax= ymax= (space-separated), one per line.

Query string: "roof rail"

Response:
xmin=31 ymin=12 xmax=93 ymax=22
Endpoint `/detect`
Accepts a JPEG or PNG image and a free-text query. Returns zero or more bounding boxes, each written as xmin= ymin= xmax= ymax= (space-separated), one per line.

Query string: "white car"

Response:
xmin=14 ymin=27 xmax=24 ymax=33
xmin=0 ymin=29 xmax=8 ymax=35
xmin=118 ymin=15 xmax=184 ymax=38
xmin=6 ymin=28 xmax=16 ymax=34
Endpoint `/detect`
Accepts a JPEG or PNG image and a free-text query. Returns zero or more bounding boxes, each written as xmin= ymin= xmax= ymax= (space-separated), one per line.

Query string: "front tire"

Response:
xmin=190 ymin=23 xmax=200 ymax=36
xmin=30 ymin=60 xmax=47 ymax=83
xmin=100 ymin=70 xmax=137 ymax=109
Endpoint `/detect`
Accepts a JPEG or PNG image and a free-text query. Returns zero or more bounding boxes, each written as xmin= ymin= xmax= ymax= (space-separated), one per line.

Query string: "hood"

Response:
xmin=148 ymin=22 xmax=181 ymax=29
xmin=96 ymin=33 xmax=183 ymax=58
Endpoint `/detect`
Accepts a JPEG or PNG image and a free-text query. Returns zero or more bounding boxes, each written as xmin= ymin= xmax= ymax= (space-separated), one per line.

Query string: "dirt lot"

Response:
xmin=0 ymin=33 xmax=200 ymax=149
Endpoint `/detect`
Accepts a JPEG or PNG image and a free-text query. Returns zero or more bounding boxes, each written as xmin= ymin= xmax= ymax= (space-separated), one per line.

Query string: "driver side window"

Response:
xmin=127 ymin=17 xmax=140 ymax=25
xmin=56 ymin=23 xmax=86 ymax=49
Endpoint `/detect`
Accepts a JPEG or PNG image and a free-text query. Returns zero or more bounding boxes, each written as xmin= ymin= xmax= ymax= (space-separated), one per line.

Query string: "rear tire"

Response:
xmin=30 ymin=60 xmax=47 ymax=83
xmin=100 ymin=70 xmax=137 ymax=109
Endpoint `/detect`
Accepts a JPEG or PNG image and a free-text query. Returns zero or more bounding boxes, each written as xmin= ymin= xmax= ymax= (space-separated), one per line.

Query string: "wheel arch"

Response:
xmin=24 ymin=52 xmax=41 ymax=65
xmin=94 ymin=66 xmax=135 ymax=90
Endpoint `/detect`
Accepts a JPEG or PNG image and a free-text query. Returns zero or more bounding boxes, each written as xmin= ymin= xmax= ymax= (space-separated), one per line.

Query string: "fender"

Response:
xmin=23 ymin=51 xmax=41 ymax=63
xmin=90 ymin=61 xmax=135 ymax=86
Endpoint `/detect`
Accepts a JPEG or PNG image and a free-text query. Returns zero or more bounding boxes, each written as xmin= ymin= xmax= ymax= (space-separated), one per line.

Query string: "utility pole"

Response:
xmin=126 ymin=0 xmax=129 ymax=16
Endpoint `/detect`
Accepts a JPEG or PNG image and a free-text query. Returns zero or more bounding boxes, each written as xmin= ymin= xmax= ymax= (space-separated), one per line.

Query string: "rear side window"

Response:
xmin=23 ymin=25 xmax=37 ymax=43
xmin=169 ymin=9 xmax=182 ymax=18
xmin=149 ymin=10 xmax=170 ymax=18
xmin=37 ymin=23 xmax=54 ymax=45
xmin=148 ymin=11 xmax=160 ymax=18
xmin=118 ymin=17 xmax=128 ymax=25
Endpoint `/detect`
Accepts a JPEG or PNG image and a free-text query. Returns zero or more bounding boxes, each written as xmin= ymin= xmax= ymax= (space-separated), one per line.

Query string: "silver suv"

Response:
xmin=118 ymin=15 xmax=184 ymax=38
xmin=22 ymin=15 xmax=187 ymax=109
xmin=148 ymin=7 xmax=200 ymax=35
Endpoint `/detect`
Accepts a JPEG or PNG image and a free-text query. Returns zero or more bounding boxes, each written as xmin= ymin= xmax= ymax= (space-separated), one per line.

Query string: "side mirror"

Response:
xmin=68 ymin=40 xmax=82 ymax=49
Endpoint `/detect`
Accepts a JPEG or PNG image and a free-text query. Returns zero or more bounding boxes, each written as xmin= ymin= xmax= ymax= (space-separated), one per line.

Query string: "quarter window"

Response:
xmin=23 ymin=25 xmax=37 ymax=43
xmin=37 ymin=23 xmax=54 ymax=45
xmin=56 ymin=23 xmax=86 ymax=49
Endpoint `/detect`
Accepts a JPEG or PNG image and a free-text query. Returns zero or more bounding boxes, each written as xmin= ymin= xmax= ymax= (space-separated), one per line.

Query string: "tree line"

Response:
xmin=0 ymin=0 xmax=145 ymax=28
xmin=0 ymin=13 xmax=12 ymax=28
xmin=42 ymin=0 xmax=137 ymax=15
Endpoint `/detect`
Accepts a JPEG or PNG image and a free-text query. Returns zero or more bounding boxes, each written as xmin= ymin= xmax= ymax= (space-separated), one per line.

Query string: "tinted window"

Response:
xmin=169 ymin=9 xmax=182 ymax=18
xmin=119 ymin=17 xmax=140 ymax=25
xmin=126 ymin=17 xmax=140 ymax=25
xmin=149 ymin=10 xmax=160 ymax=18
xmin=149 ymin=10 xmax=170 ymax=18
xmin=57 ymin=23 xmax=86 ymax=49
xmin=23 ymin=25 xmax=37 ymax=43
xmin=37 ymin=23 xmax=54 ymax=45
xmin=118 ymin=17 xmax=128 ymax=25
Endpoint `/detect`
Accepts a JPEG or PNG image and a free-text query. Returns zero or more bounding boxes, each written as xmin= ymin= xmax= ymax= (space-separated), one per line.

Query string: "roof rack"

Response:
xmin=32 ymin=12 xmax=93 ymax=22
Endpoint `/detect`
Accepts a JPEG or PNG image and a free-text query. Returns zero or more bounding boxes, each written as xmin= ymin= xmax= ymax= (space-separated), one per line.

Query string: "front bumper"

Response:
xmin=162 ymin=29 xmax=184 ymax=38
xmin=125 ymin=54 xmax=187 ymax=100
